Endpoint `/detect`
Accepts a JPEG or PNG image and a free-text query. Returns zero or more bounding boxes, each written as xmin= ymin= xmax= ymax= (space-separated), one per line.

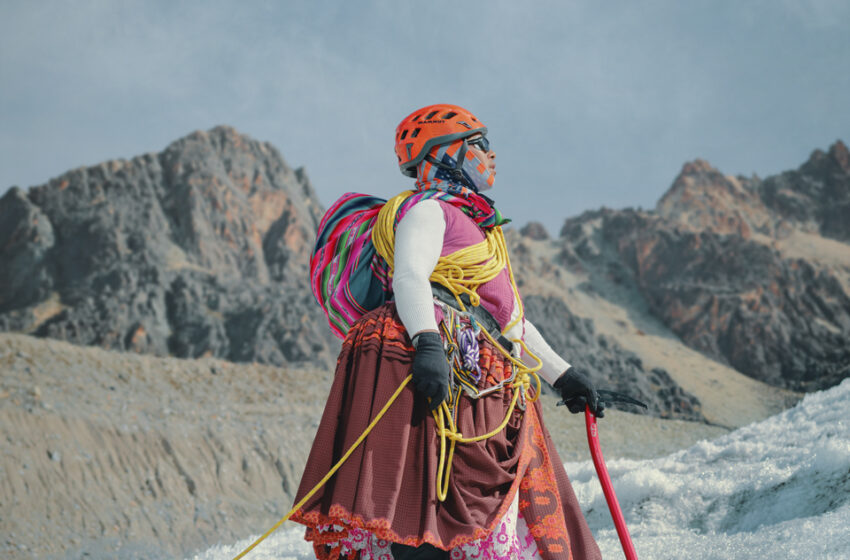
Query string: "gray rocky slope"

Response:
xmin=554 ymin=141 xmax=850 ymax=392
xmin=0 ymin=126 xmax=337 ymax=368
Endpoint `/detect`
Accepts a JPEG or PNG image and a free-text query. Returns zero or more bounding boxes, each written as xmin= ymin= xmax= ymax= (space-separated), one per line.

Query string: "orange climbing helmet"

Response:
xmin=394 ymin=104 xmax=487 ymax=177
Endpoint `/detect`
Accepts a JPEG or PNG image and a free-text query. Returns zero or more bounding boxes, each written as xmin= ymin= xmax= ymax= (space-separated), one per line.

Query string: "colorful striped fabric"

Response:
xmin=310 ymin=189 xmax=510 ymax=339
xmin=310 ymin=193 xmax=389 ymax=339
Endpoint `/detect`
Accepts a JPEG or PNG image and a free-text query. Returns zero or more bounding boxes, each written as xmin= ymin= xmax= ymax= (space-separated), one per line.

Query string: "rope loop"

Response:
xmin=375 ymin=191 xmax=539 ymax=501
xmin=373 ymin=193 xmax=520 ymax=324
xmin=430 ymin=336 xmax=543 ymax=502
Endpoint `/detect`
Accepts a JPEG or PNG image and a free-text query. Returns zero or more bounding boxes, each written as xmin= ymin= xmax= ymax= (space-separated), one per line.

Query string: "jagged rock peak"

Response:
xmin=519 ymin=221 xmax=550 ymax=240
xmin=0 ymin=126 xmax=336 ymax=367
xmin=659 ymin=158 xmax=747 ymax=204
xmin=831 ymin=139 xmax=850 ymax=171
xmin=551 ymin=139 xmax=850 ymax=393
xmin=182 ymin=125 xmax=284 ymax=164
xmin=761 ymin=138 xmax=850 ymax=242
xmin=678 ymin=158 xmax=716 ymax=175
xmin=803 ymin=139 xmax=850 ymax=175
xmin=655 ymin=158 xmax=769 ymax=238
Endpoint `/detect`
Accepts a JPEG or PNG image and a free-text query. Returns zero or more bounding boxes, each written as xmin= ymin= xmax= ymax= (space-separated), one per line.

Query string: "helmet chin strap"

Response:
xmin=424 ymin=141 xmax=477 ymax=192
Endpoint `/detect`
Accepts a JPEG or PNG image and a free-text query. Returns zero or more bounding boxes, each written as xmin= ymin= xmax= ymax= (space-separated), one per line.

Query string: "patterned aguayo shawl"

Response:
xmin=309 ymin=186 xmax=509 ymax=339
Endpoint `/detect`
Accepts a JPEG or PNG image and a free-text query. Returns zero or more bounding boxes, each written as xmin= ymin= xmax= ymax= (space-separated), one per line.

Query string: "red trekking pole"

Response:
xmin=585 ymin=405 xmax=639 ymax=560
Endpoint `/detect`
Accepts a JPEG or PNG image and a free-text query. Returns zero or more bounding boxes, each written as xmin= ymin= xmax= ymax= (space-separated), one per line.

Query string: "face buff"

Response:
xmin=414 ymin=138 xmax=495 ymax=195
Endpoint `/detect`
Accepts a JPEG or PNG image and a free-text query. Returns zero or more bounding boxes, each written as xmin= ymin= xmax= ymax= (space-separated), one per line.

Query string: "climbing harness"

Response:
xmin=374 ymin=187 xmax=545 ymax=502
xmin=432 ymin=329 xmax=542 ymax=502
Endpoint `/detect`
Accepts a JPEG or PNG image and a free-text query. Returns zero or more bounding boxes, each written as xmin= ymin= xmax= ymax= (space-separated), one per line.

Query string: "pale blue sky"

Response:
xmin=2 ymin=1 xmax=848 ymax=234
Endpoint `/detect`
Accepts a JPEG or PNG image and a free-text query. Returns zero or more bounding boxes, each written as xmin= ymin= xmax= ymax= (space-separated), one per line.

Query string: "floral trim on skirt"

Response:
xmin=291 ymin=303 xmax=600 ymax=560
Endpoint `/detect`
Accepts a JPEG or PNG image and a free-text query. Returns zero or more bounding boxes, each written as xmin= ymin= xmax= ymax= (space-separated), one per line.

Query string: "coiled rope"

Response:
xmin=374 ymin=191 xmax=542 ymax=501
xmin=432 ymin=335 xmax=541 ymax=501
xmin=372 ymin=190 xmax=525 ymax=334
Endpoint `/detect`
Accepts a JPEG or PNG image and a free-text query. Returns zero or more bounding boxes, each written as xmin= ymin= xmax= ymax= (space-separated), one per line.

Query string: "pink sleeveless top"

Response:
xmin=435 ymin=201 xmax=519 ymax=330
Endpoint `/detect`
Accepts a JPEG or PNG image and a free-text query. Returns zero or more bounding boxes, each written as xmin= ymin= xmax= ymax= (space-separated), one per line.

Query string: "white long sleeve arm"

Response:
xmin=521 ymin=319 xmax=571 ymax=386
xmin=393 ymin=200 xmax=445 ymax=336
xmin=393 ymin=200 xmax=572 ymax=386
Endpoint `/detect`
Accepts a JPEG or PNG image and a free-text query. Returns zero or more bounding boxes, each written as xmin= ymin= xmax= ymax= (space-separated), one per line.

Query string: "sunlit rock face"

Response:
xmin=553 ymin=141 xmax=850 ymax=391
xmin=0 ymin=126 xmax=337 ymax=367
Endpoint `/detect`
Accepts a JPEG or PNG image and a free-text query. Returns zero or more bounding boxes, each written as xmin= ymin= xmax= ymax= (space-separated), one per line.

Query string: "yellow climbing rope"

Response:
xmin=373 ymin=190 xmax=525 ymax=334
xmin=432 ymin=336 xmax=542 ymax=501
xmin=232 ymin=375 xmax=414 ymax=560
xmin=233 ymin=191 xmax=541 ymax=558
xmin=374 ymin=190 xmax=543 ymax=501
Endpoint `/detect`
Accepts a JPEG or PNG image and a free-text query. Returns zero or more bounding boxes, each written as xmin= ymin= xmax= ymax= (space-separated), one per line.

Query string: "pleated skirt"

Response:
xmin=291 ymin=303 xmax=601 ymax=560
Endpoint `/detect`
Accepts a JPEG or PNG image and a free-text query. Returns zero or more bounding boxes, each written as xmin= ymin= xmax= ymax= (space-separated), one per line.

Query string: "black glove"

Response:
xmin=411 ymin=331 xmax=450 ymax=411
xmin=554 ymin=366 xmax=605 ymax=418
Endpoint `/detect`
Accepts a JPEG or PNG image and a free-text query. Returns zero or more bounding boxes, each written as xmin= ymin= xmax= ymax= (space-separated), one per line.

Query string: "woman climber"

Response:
xmin=292 ymin=104 xmax=604 ymax=560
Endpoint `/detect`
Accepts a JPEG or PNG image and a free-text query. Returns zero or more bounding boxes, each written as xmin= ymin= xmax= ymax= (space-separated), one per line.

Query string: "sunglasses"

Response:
xmin=466 ymin=135 xmax=490 ymax=152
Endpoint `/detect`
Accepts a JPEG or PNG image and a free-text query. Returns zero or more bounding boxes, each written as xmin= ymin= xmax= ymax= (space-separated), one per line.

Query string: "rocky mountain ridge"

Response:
xmin=1 ymin=128 xmax=846 ymax=419
xmin=535 ymin=140 xmax=850 ymax=391
xmin=0 ymin=126 xmax=337 ymax=368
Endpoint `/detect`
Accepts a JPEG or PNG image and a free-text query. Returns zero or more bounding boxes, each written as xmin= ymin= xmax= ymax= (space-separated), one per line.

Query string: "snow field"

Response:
xmin=193 ymin=379 xmax=850 ymax=560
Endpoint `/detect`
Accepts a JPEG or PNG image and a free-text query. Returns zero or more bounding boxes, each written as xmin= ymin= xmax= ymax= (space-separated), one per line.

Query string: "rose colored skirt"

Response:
xmin=291 ymin=303 xmax=601 ymax=560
